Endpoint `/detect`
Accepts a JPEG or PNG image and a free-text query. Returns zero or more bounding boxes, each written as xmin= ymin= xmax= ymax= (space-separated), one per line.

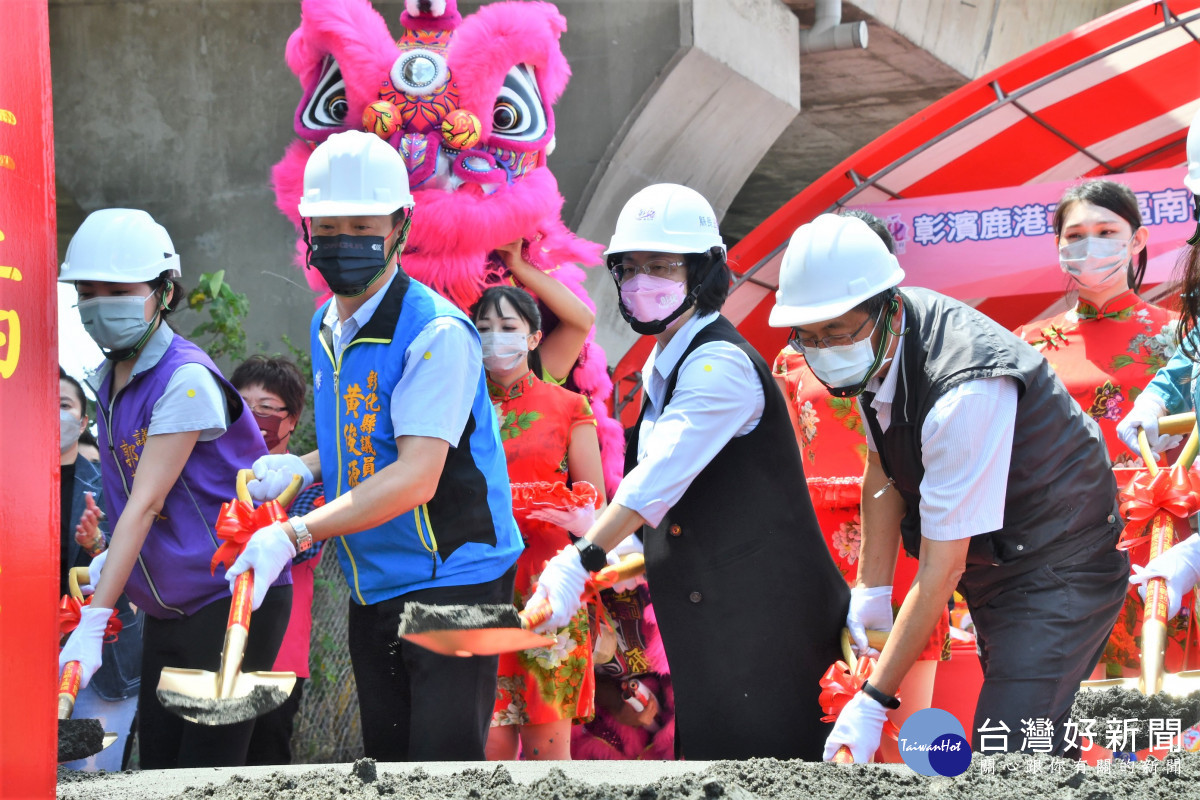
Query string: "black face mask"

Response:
xmin=307 ymin=234 xmax=397 ymax=297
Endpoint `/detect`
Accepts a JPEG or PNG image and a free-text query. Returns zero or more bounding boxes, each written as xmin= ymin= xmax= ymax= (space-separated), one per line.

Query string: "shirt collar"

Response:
xmin=85 ymin=321 xmax=175 ymax=395
xmin=1075 ymin=289 xmax=1140 ymax=321
xmin=864 ymin=307 xmax=905 ymax=405
xmin=488 ymin=370 xmax=537 ymax=402
xmin=322 ymin=270 xmax=400 ymax=338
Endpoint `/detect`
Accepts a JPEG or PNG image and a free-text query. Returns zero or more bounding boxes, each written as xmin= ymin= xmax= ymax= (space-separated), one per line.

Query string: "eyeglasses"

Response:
xmin=789 ymin=312 xmax=877 ymax=351
xmin=610 ymin=258 xmax=686 ymax=285
xmin=246 ymin=401 xmax=288 ymax=416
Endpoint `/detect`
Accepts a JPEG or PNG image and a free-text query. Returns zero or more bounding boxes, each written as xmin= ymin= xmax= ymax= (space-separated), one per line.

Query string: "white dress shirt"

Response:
xmin=322 ymin=271 xmax=481 ymax=446
xmin=858 ymin=312 xmax=1018 ymax=541
xmin=612 ymin=313 xmax=765 ymax=527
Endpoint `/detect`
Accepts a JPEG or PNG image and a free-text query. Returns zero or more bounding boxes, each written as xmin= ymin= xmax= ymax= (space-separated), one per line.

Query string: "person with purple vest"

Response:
xmin=56 ymin=208 xmax=292 ymax=769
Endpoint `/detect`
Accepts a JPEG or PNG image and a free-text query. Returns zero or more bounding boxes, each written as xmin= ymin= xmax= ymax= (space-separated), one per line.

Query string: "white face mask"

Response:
xmin=480 ymin=330 xmax=530 ymax=374
xmin=77 ymin=295 xmax=154 ymax=352
xmin=60 ymin=409 xmax=82 ymax=454
xmin=1058 ymin=236 xmax=1131 ymax=291
xmin=800 ymin=315 xmax=890 ymax=391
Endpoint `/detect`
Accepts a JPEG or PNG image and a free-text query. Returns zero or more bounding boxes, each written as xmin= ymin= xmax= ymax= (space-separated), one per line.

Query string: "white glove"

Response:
xmin=59 ymin=605 xmax=112 ymax=690
xmin=823 ymin=690 xmax=890 ymax=763
xmin=248 ymin=454 xmax=313 ymax=502
xmin=529 ymin=545 xmax=590 ymax=633
xmin=1116 ymin=395 xmax=1167 ymax=456
xmin=1129 ymin=535 xmax=1200 ymax=619
xmin=224 ymin=522 xmax=296 ymax=611
xmin=527 ymin=505 xmax=595 ymax=537
xmin=79 ymin=549 xmax=108 ymax=596
xmin=606 ymin=534 xmax=645 ymax=593
xmin=847 ymin=585 xmax=893 ymax=658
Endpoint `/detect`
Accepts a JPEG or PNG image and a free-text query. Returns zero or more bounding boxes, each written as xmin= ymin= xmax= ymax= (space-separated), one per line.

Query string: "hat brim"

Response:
xmin=298 ymin=199 xmax=414 ymax=218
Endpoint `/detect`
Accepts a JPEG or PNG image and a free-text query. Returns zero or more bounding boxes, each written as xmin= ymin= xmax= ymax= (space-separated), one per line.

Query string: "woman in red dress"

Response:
xmin=473 ymin=285 xmax=607 ymax=760
xmin=1015 ymin=178 xmax=1183 ymax=678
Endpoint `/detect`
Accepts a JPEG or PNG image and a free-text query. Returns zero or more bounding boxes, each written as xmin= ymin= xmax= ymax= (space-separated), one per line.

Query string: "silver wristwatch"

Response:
xmin=290 ymin=516 xmax=313 ymax=553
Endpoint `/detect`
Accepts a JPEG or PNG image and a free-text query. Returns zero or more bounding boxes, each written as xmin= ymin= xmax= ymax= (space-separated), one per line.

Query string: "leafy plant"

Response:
xmin=187 ymin=270 xmax=250 ymax=363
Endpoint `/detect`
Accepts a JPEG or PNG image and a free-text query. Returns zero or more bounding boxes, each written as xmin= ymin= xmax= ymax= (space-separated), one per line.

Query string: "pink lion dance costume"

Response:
xmin=272 ymin=0 xmax=623 ymax=492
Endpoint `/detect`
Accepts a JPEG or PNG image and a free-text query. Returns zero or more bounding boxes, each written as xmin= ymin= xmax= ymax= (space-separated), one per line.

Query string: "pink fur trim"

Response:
xmin=448 ymin=2 xmax=570 ymax=140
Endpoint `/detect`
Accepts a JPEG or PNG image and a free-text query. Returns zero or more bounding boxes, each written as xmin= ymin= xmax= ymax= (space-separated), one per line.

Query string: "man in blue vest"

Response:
xmin=230 ymin=130 xmax=523 ymax=761
xmin=769 ymin=214 xmax=1127 ymax=763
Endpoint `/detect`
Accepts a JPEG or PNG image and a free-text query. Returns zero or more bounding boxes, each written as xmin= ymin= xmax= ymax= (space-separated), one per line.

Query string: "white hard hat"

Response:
xmin=1185 ymin=107 xmax=1200 ymax=195
xmin=604 ymin=183 xmax=725 ymax=256
xmin=59 ymin=208 xmax=181 ymax=284
xmin=768 ymin=213 xmax=905 ymax=328
xmin=299 ymin=130 xmax=415 ymax=218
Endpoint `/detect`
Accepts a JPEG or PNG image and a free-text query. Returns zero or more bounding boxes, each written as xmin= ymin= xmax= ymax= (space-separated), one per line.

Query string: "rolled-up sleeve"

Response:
xmin=390 ymin=317 xmax=481 ymax=445
xmin=918 ymin=376 xmax=1018 ymax=540
xmin=612 ymin=343 xmax=764 ymax=527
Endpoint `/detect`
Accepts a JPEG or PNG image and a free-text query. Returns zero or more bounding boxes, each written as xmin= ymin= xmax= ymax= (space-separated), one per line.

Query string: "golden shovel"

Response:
xmin=155 ymin=469 xmax=300 ymax=725
xmin=1080 ymin=413 xmax=1200 ymax=698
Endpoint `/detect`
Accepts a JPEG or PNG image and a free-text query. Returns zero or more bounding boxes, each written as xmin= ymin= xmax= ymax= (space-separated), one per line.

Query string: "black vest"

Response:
xmin=627 ymin=315 xmax=847 ymax=760
xmin=861 ymin=289 xmax=1120 ymax=594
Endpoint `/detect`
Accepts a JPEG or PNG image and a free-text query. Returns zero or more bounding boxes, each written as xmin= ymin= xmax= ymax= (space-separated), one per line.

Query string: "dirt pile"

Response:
xmin=56 ymin=753 xmax=1200 ymax=800
xmin=1072 ymin=687 xmax=1200 ymax=731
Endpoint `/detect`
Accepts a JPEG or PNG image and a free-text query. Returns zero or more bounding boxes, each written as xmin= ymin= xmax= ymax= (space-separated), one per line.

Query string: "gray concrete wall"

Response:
xmin=48 ymin=0 xmax=686 ymax=369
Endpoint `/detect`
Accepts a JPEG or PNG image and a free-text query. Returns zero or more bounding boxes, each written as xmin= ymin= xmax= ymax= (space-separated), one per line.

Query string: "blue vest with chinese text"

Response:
xmin=310 ymin=272 xmax=521 ymax=604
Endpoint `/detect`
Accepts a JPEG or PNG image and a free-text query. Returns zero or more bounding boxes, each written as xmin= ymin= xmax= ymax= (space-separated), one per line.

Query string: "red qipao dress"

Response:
xmin=1015 ymin=290 xmax=1191 ymax=675
xmin=490 ymin=371 xmax=596 ymax=727
xmin=772 ymin=347 xmax=949 ymax=661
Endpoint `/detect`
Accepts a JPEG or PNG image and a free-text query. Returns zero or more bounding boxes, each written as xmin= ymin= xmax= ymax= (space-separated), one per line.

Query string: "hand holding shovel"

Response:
xmin=56 ymin=566 xmax=120 ymax=762
xmin=155 ymin=469 xmax=300 ymax=725
xmin=824 ymin=628 xmax=891 ymax=763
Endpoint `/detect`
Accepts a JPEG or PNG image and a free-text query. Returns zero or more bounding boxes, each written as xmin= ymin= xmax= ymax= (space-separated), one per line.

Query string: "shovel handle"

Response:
xmin=834 ymin=745 xmax=854 ymax=763
xmin=58 ymin=661 xmax=82 ymax=719
xmin=228 ymin=571 xmax=254 ymax=632
xmin=520 ymin=598 xmax=553 ymax=630
xmin=1159 ymin=413 xmax=1197 ymax=436
xmin=68 ymin=566 xmax=91 ymax=602
xmin=216 ymin=571 xmax=255 ymax=700
xmin=235 ymin=468 xmax=302 ymax=508
xmin=595 ymin=553 xmax=645 ymax=583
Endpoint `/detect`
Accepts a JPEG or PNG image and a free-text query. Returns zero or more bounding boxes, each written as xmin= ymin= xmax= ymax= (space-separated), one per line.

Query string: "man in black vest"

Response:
xmin=769 ymin=214 xmax=1128 ymax=762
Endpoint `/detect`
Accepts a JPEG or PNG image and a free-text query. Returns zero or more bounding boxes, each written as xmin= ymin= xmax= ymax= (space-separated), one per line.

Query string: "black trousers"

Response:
xmin=138 ymin=585 xmax=291 ymax=769
xmin=969 ymin=544 xmax=1129 ymax=758
xmin=347 ymin=568 xmax=514 ymax=762
xmin=245 ymin=677 xmax=305 ymax=765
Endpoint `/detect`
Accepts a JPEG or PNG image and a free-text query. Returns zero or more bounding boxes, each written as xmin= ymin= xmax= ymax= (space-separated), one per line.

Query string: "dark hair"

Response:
xmin=1177 ymin=242 xmax=1200 ymax=361
xmin=58 ymin=366 xmax=87 ymax=411
xmin=230 ymin=355 xmax=307 ymax=416
xmin=1053 ymin=179 xmax=1147 ymax=292
xmin=78 ymin=428 xmax=98 ymax=448
xmin=852 ymin=288 xmax=896 ymax=321
xmin=471 ymin=286 xmax=544 ymax=377
xmin=840 ymin=209 xmax=896 ymax=254
xmin=685 ymin=247 xmax=733 ymax=316
xmin=148 ymin=272 xmax=185 ymax=316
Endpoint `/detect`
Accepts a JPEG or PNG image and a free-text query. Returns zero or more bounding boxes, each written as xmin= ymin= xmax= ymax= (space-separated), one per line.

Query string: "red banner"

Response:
xmin=0 ymin=1 xmax=58 ymax=796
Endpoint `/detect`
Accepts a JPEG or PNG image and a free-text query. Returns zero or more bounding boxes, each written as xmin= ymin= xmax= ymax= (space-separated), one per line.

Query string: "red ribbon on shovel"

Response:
xmin=1117 ymin=467 xmax=1200 ymax=551
xmin=58 ymin=595 xmax=122 ymax=645
xmin=210 ymin=498 xmax=288 ymax=574
xmin=818 ymin=657 xmax=900 ymax=740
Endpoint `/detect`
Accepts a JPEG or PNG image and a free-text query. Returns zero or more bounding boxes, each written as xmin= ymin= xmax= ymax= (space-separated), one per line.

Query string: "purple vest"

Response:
xmin=95 ymin=334 xmax=289 ymax=619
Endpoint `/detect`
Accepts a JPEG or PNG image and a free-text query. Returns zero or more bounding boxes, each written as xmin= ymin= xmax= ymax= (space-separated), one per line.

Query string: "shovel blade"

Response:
xmin=157 ymin=667 xmax=295 ymax=725
xmin=57 ymin=719 xmax=116 ymax=763
xmin=401 ymin=627 xmax=554 ymax=657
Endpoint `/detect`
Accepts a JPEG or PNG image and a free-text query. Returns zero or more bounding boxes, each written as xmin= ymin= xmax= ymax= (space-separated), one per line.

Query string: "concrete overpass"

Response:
xmin=49 ymin=0 xmax=1128 ymax=366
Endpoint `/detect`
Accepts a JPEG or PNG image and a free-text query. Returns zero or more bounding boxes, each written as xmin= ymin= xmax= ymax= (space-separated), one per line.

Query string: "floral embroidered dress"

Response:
xmin=773 ymin=347 xmax=948 ymax=661
xmin=1016 ymin=290 xmax=1187 ymax=675
xmin=490 ymin=370 xmax=596 ymax=727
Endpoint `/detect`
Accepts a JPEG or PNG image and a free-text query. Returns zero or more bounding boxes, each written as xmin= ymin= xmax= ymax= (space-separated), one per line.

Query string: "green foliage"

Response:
xmin=187 ymin=270 xmax=250 ymax=363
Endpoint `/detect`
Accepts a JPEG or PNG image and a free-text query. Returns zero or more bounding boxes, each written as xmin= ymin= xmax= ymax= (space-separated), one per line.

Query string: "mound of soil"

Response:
xmin=1072 ymin=687 xmax=1200 ymax=731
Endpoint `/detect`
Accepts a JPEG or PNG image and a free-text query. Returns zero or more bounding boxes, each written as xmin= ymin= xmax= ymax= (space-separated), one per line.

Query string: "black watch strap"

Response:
xmin=862 ymin=680 xmax=901 ymax=710
xmin=573 ymin=538 xmax=607 ymax=573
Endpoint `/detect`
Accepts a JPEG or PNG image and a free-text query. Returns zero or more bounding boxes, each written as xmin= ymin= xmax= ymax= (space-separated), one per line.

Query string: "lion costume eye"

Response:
xmin=491 ymin=64 xmax=546 ymax=142
xmin=301 ymin=55 xmax=349 ymax=129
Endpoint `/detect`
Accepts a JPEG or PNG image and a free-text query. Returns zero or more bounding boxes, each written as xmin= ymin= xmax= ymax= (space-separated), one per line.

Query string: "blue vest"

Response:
xmin=311 ymin=272 xmax=521 ymax=604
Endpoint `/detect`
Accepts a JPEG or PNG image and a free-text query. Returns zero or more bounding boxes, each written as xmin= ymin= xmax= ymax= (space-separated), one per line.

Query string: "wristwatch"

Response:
xmin=573 ymin=538 xmax=607 ymax=573
xmin=862 ymin=680 xmax=901 ymax=710
xmin=290 ymin=516 xmax=313 ymax=553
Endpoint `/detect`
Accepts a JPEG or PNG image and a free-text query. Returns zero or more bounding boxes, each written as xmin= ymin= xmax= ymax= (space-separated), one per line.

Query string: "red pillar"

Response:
xmin=0 ymin=1 xmax=59 ymax=796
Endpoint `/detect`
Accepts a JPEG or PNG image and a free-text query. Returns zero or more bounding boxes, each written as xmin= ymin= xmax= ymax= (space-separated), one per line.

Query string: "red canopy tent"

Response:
xmin=611 ymin=0 xmax=1200 ymax=424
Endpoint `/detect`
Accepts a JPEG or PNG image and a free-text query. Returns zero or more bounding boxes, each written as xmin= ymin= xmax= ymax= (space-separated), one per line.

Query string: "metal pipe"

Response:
xmin=799 ymin=0 xmax=868 ymax=54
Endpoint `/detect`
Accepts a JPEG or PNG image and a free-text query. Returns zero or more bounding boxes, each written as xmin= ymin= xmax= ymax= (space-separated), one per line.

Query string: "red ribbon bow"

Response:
xmin=58 ymin=595 xmax=123 ymax=645
xmin=1116 ymin=467 xmax=1200 ymax=551
xmin=210 ymin=498 xmax=287 ymax=574
xmin=512 ymin=481 xmax=598 ymax=513
xmin=818 ymin=657 xmax=900 ymax=739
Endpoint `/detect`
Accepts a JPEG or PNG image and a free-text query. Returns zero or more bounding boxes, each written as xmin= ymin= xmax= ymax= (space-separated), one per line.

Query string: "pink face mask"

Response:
xmin=619 ymin=273 xmax=688 ymax=324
